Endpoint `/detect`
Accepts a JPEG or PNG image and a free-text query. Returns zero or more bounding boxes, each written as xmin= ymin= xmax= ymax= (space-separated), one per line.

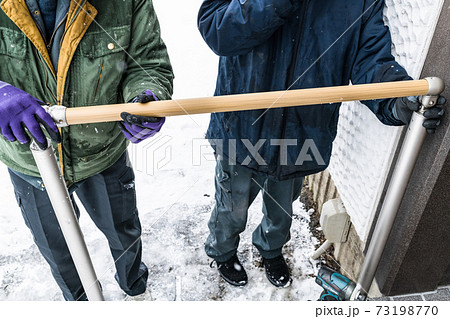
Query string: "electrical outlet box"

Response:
xmin=320 ymin=198 xmax=351 ymax=243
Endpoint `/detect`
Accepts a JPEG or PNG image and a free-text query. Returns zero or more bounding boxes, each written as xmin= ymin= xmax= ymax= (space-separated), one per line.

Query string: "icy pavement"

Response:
xmin=0 ymin=115 xmax=323 ymax=301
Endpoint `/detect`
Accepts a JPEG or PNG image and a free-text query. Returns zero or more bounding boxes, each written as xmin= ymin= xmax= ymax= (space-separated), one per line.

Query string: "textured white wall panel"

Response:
xmin=328 ymin=0 xmax=444 ymax=241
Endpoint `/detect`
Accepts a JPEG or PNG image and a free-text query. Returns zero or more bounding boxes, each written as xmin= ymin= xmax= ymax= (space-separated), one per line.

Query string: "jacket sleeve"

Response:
xmin=198 ymin=0 xmax=295 ymax=56
xmin=121 ymin=0 xmax=174 ymax=102
xmin=350 ymin=0 xmax=411 ymax=126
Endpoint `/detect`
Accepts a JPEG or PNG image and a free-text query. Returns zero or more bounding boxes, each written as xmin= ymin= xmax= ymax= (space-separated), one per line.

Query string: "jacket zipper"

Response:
xmin=286 ymin=0 xmax=309 ymax=87
xmin=93 ymin=58 xmax=105 ymax=103
xmin=34 ymin=22 xmax=48 ymax=47
xmin=35 ymin=49 xmax=57 ymax=101
xmin=278 ymin=0 xmax=309 ymax=178
xmin=48 ymin=13 xmax=69 ymax=51
xmin=35 ymin=14 xmax=69 ymax=102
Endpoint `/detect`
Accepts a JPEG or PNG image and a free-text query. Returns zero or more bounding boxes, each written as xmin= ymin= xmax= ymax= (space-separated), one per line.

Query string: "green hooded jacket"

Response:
xmin=0 ymin=0 xmax=174 ymax=185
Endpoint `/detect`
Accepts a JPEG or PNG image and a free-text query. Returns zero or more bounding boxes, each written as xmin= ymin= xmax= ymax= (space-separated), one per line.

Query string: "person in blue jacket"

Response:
xmin=197 ymin=0 xmax=446 ymax=288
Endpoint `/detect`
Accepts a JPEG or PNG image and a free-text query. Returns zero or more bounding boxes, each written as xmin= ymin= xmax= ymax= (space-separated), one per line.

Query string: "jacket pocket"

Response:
xmin=75 ymin=26 xmax=131 ymax=105
xmin=79 ymin=26 xmax=131 ymax=58
xmin=0 ymin=27 xmax=27 ymax=58
xmin=0 ymin=27 xmax=28 ymax=85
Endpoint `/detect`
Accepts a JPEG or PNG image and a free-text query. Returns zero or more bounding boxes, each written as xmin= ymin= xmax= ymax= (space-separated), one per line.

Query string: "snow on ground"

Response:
xmin=0 ymin=115 xmax=323 ymax=301
xmin=0 ymin=0 xmax=323 ymax=301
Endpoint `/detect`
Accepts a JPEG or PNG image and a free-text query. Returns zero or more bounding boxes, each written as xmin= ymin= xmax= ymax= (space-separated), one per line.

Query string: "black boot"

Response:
xmin=263 ymin=255 xmax=291 ymax=287
xmin=214 ymin=253 xmax=248 ymax=287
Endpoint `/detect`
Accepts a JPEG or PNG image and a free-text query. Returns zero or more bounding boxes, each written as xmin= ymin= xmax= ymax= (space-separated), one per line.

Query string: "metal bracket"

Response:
xmin=42 ymin=105 xmax=68 ymax=127
xmin=420 ymin=77 xmax=445 ymax=112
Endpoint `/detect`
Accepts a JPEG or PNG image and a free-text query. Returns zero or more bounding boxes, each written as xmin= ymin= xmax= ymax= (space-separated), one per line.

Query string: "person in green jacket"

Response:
xmin=0 ymin=0 xmax=173 ymax=300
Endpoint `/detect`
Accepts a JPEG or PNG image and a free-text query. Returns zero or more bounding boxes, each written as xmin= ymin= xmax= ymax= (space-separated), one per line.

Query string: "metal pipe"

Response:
xmin=30 ymin=141 xmax=104 ymax=301
xmin=353 ymin=77 xmax=445 ymax=299
xmin=354 ymin=111 xmax=427 ymax=298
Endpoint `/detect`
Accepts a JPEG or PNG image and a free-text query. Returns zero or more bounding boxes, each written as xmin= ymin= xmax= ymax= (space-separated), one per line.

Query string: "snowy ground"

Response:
xmin=0 ymin=114 xmax=323 ymax=301
xmin=0 ymin=0 xmax=323 ymax=301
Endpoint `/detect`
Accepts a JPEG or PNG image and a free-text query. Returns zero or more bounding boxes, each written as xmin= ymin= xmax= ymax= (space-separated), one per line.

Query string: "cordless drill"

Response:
xmin=316 ymin=265 xmax=357 ymax=301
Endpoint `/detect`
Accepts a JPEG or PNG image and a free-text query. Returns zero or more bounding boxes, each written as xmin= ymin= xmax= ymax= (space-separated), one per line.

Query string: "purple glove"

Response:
xmin=0 ymin=81 xmax=61 ymax=150
xmin=120 ymin=90 xmax=165 ymax=144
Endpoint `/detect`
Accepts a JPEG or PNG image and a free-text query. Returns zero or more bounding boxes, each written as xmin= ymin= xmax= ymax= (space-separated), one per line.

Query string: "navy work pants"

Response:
xmin=205 ymin=155 xmax=304 ymax=262
xmin=9 ymin=151 xmax=148 ymax=300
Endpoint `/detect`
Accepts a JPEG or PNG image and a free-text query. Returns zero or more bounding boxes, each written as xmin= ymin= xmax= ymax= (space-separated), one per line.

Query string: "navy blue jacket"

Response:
xmin=198 ymin=0 xmax=411 ymax=180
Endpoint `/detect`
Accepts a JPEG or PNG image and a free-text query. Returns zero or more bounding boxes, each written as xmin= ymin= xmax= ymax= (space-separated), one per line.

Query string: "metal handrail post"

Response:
xmin=30 ymin=140 xmax=104 ymax=301
xmin=351 ymin=77 xmax=445 ymax=300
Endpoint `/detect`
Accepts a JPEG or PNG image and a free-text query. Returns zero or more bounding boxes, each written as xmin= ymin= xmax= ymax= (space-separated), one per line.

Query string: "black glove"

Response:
xmin=119 ymin=90 xmax=165 ymax=143
xmin=393 ymin=95 xmax=446 ymax=134
xmin=132 ymin=89 xmax=158 ymax=104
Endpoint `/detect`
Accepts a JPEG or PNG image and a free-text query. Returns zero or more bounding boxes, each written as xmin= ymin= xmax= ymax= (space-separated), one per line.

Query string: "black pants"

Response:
xmin=9 ymin=151 xmax=148 ymax=300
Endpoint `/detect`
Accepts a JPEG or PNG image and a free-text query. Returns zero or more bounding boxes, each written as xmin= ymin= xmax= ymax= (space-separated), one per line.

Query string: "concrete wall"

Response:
xmin=328 ymin=0 xmax=444 ymax=242
xmin=310 ymin=0 xmax=447 ymax=296
xmin=374 ymin=1 xmax=450 ymax=295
